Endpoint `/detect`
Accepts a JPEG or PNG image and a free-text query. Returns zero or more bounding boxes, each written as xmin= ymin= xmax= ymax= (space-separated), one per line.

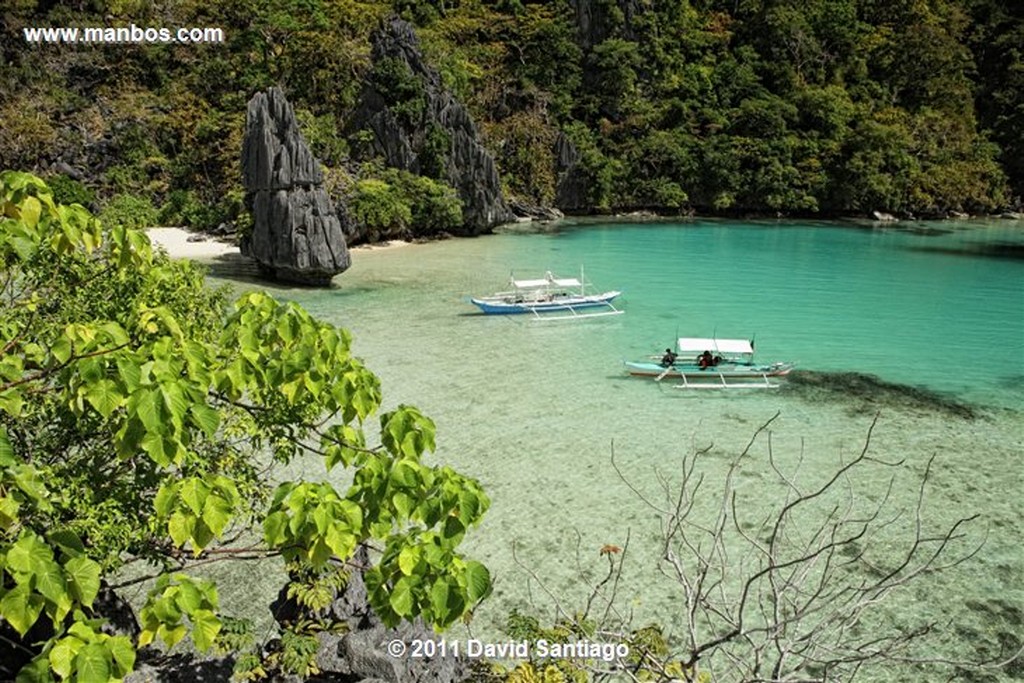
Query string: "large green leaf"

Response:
xmin=133 ymin=388 xmax=165 ymax=433
xmin=429 ymin=578 xmax=454 ymax=625
xmin=0 ymin=582 xmax=45 ymax=636
xmin=20 ymin=195 xmax=42 ymax=229
xmin=168 ymin=511 xmax=196 ymax=548
xmin=324 ymin=524 xmax=355 ymax=559
xmin=33 ymin=556 xmax=69 ymax=610
xmin=463 ymin=561 xmax=492 ymax=603
xmin=201 ymin=494 xmax=233 ymax=538
xmin=65 ymin=556 xmax=102 ymax=607
xmin=49 ymin=635 xmax=82 ymax=679
xmin=389 ymin=576 xmax=417 ymax=618
xmin=108 ymin=635 xmax=136 ymax=676
xmin=189 ymin=403 xmax=220 ymax=437
xmin=263 ymin=511 xmax=289 ymax=546
xmin=140 ymin=431 xmax=173 ymax=466
xmin=190 ymin=609 xmax=221 ymax=652
xmin=159 ymin=381 xmax=190 ymax=430
xmin=153 ymin=482 xmax=177 ymax=517
xmin=389 ymin=461 xmax=419 ymax=488
xmin=6 ymin=532 xmax=51 ymax=576
xmin=174 ymin=580 xmax=204 ymax=613
xmin=0 ymin=426 xmax=14 ymax=466
xmin=50 ymin=335 xmax=72 ymax=365
xmin=47 ymin=530 xmax=85 ymax=557
xmin=75 ymin=642 xmax=111 ymax=683
xmin=84 ymin=379 xmax=123 ymax=418
xmin=398 ymin=545 xmax=422 ymax=577
xmin=179 ymin=478 xmax=209 ymax=516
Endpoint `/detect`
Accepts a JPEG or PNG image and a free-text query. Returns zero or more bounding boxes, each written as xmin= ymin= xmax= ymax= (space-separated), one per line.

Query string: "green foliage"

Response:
xmin=350 ymin=168 xmax=463 ymax=240
xmin=372 ymin=56 xmax=427 ymax=127
xmin=0 ymin=173 xmax=490 ymax=680
xmin=45 ymin=176 xmax=96 ymax=209
xmin=295 ymin=109 xmax=349 ymax=166
xmin=158 ymin=189 xmax=217 ymax=229
xmin=2 ymin=0 xmax=1019 ymax=228
xmin=419 ymin=124 xmax=450 ymax=180
xmin=278 ymin=628 xmax=321 ymax=677
xmin=98 ymin=193 xmax=159 ymax=230
xmin=138 ymin=574 xmax=221 ymax=651
xmin=351 ymin=178 xmax=413 ymax=239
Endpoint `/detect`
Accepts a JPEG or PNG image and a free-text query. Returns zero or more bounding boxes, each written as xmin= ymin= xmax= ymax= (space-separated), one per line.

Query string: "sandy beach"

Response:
xmin=146 ymin=227 xmax=240 ymax=259
xmin=147 ymin=227 xmax=411 ymax=260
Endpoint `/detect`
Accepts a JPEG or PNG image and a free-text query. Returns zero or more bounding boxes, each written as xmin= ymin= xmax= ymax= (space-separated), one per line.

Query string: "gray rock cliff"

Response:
xmin=553 ymin=132 xmax=591 ymax=212
xmin=569 ymin=0 xmax=645 ymax=47
xmin=242 ymin=87 xmax=351 ymax=285
xmin=348 ymin=18 xmax=512 ymax=235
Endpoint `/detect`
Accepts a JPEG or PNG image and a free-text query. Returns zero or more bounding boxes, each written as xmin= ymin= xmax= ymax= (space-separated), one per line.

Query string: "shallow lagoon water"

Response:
xmin=202 ymin=220 xmax=1023 ymax=680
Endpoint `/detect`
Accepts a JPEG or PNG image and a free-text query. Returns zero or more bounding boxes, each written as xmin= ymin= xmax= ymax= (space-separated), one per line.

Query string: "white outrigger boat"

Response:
xmin=624 ymin=337 xmax=794 ymax=389
xmin=469 ymin=269 xmax=623 ymax=320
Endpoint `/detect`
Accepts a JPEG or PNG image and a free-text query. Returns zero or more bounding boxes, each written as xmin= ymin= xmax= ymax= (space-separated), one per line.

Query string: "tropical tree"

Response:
xmin=0 ymin=171 xmax=490 ymax=681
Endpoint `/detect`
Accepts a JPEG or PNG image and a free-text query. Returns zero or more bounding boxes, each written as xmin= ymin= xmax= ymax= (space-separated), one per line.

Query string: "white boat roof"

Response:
xmin=512 ymin=272 xmax=582 ymax=288
xmin=677 ymin=337 xmax=754 ymax=354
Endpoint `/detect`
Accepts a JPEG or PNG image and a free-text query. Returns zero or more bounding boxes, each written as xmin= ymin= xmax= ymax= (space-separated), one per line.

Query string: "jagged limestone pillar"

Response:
xmin=242 ymin=87 xmax=351 ymax=285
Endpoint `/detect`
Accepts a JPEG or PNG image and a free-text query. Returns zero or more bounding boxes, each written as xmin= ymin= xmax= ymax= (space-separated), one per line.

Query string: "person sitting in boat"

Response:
xmin=713 ymin=354 xmax=723 ymax=366
xmin=698 ymin=350 xmax=714 ymax=369
xmin=661 ymin=348 xmax=678 ymax=367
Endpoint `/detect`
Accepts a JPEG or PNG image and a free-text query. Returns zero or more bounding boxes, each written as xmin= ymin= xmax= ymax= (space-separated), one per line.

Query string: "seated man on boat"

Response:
xmin=698 ymin=350 xmax=714 ymax=369
xmin=661 ymin=348 xmax=678 ymax=367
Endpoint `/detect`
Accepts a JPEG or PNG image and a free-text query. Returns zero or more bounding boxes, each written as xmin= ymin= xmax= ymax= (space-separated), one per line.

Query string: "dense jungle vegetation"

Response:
xmin=1 ymin=0 xmax=1022 ymax=236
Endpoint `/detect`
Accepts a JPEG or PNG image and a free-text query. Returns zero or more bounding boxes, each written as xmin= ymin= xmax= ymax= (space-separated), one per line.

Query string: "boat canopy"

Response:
xmin=511 ymin=272 xmax=582 ymax=289
xmin=677 ymin=338 xmax=754 ymax=355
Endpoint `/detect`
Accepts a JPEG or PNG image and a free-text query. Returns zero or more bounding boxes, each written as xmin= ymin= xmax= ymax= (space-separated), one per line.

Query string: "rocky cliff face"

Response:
xmin=569 ymin=0 xmax=646 ymax=47
xmin=348 ymin=18 xmax=512 ymax=235
xmin=242 ymin=87 xmax=351 ymax=285
xmin=553 ymin=133 xmax=591 ymax=212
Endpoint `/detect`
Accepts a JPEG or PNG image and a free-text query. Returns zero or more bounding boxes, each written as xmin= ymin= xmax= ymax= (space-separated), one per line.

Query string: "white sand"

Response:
xmin=146 ymin=227 xmax=240 ymax=259
xmin=351 ymin=239 xmax=412 ymax=251
xmin=147 ymin=227 xmax=413 ymax=260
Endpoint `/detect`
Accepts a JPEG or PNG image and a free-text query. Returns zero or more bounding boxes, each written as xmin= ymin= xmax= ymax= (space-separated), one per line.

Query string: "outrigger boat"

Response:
xmin=469 ymin=268 xmax=623 ymax=320
xmin=624 ymin=337 xmax=794 ymax=389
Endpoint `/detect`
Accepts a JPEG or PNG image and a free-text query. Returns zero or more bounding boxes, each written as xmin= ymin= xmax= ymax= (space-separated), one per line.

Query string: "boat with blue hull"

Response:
xmin=625 ymin=337 xmax=794 ymax=388
xmin=470 ymin=269 xmax=623 ymax=320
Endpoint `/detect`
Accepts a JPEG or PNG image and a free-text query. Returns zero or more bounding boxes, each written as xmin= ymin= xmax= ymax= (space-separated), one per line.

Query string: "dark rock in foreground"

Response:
xmin=243 ymin=87 xmax=351 ymax=285
xmin=272 ymin=546 xmax=468 ymax=683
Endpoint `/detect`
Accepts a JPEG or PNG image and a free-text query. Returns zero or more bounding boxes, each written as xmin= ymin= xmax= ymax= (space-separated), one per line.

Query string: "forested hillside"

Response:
xmin=1 ymin=0 xmax=1021 ymax=240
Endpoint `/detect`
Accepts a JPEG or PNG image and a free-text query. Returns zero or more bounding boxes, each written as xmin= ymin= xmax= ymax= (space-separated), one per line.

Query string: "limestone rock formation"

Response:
xmin=349 ymin=18 xmax=512 ymax=235
xmin=569 ymin=0 xmax=646 ymax=47
xmin=553 ymin=132 xmax=591 ymax=212
xmin=243 ymin=87 xmax=351 ymax=285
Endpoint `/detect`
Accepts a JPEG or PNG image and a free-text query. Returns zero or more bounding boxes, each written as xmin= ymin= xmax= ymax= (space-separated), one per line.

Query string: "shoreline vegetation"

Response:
xmin=4 ymin=2 xmax=1023 ymax=253
xmin=147 ymin=209 xmax=1023 ymax=263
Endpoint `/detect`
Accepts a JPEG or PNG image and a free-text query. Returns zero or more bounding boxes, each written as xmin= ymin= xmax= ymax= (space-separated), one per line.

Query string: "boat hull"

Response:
xmin=471 ymin=291 xmax=621 ymax=315
xmin=624 ymin=360 xmax=794 ymax=379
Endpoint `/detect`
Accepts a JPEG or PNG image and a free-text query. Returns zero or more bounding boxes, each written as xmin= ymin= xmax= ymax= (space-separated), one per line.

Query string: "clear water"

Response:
xmin=203 ymin=219 xmax=1024 ymax=680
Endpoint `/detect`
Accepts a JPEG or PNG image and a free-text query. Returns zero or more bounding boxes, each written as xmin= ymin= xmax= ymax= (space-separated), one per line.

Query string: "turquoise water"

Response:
xmin=270 ymin=218 xmax=1024 ymax=408
xmin=205 ymin=219 xmax=1023 ymax=680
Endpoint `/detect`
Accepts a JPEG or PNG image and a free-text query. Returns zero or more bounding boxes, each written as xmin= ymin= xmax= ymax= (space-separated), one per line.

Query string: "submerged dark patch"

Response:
xmin=784 ymin=370 xmax=978 ymax=419
xmin=906 ymin=242 xmax=1024 ymax=260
